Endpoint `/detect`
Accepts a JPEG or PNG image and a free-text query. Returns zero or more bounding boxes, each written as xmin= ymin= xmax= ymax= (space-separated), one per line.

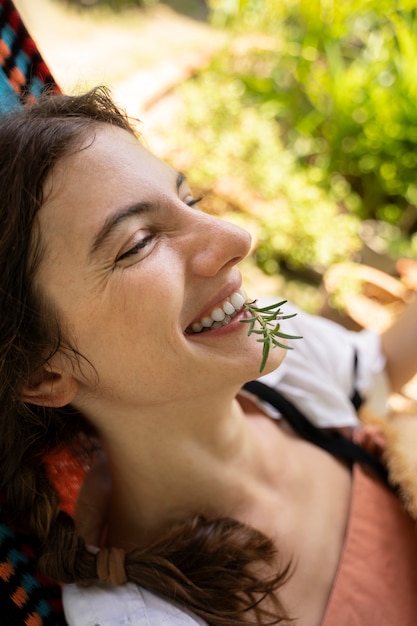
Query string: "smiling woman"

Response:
xmin=2 ymin=87 xmax=417 ymax=626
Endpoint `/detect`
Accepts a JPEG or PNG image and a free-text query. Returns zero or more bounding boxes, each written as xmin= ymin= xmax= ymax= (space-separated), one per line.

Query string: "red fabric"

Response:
xmin=6 ymin=4 xmax=20 ymax=31
xmin=44 ymin=445 xmax=91 ymax=518
xmin=322 ymin=464 xmax=417 ymax=625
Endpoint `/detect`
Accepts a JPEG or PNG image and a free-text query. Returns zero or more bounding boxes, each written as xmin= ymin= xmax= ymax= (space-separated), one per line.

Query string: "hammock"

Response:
xmin=0 ymin=5 xmax=66 ymax=623
xmin=0 ymin=0 xmax=60 ymax=112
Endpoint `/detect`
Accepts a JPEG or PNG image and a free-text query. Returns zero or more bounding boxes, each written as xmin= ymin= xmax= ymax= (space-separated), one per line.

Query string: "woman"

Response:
xmin=1 ymin=87 xmax=417 ymax=626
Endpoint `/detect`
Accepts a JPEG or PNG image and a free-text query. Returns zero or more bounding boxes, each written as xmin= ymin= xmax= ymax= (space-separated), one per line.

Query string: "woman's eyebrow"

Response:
xmin=89 ymin=172 xmax=185 ymax=260
xmin=89 ymin=202 xmax=153 ymax=259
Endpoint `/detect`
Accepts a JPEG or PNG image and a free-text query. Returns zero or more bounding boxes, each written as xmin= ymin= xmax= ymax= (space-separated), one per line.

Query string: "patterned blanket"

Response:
xmin=0 ymin=0 xmax=59 ymax=112
xmin=0 ymin=3 xmax=65 ymax=623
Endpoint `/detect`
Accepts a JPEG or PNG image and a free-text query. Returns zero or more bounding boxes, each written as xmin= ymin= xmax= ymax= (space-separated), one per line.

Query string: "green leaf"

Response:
xmin=242 ymin=300 xmax=302 ymax=372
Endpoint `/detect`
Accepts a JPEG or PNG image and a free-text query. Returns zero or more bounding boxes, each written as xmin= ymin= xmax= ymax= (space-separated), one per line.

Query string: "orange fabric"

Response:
xmin=44 ymin=438 xmax=96 ymax=518
xmin=0 ymin=560 xmax=14 ymax=581
xmin=11 ymin=585 xmax=29 ymax=607
xmin=44 ymin=447 xmax=87 ymax=518
xmin=25 ymin=614 xmax=43 ymax=626
xmin=322 ymin=464 xmax=417 ymax=625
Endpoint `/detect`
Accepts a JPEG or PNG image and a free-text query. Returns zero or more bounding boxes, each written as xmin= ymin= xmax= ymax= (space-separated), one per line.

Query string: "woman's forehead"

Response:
xmin=43 ymin=125 xmax=176 ymax=208
xmin=68 ymin=125 xmax=172 ymax=178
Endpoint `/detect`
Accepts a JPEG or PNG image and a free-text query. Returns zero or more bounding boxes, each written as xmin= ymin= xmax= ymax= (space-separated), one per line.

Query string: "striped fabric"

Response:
xmin=0 ymin=501 xmax=66 ymax=625
xmin=0 ymin=4 xmax=66 ymax=623
xmin=0 ymin=0 xmax=60 ymax=113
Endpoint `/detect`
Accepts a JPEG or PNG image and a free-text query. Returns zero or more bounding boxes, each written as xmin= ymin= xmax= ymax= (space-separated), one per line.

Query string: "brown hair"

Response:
xmin=0 ymin=87 xmax=292 ymax=625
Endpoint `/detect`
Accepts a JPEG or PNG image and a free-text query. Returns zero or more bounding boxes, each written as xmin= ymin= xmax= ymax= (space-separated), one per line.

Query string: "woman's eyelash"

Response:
xmin=186 ymin=196 xmax=203 ymax=207
xmin=116 ymin=234 xmax=155 ymax=262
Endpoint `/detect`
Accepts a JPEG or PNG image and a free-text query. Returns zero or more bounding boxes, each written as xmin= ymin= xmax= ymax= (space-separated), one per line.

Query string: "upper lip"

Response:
xmin=184 ymin=274 xmax=243 ymax=331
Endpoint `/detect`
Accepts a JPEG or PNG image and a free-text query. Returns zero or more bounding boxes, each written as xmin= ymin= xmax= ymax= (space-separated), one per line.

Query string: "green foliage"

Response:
xmin=163 ymin=0 xmax=417 ymax=276
xmin=209 ymin=0 xmax=417 ymax=234
xmin=164 ymin=30 xmax=362 ymax=271
xmin=242 ymin=300 xmax=301 ymax=372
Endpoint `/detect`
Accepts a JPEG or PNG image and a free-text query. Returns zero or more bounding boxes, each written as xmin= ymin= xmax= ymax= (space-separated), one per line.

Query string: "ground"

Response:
xmin=14 ymin=0 xmax=224 ymax=145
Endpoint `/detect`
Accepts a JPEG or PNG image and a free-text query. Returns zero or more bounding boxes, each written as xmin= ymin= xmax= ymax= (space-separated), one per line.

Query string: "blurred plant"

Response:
xmin=162 ymin=0 xmax=417 ymax=281
xmin=208 ymin=0 xmax=417 ymax=235
xmin=161 ymin=9 xmax=361 ymax=273
xmin=164 ymin=74 xmax=361 ymax=272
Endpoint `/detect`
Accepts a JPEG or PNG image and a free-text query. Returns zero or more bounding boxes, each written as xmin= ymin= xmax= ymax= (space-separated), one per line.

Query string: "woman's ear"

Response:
xmin=21 ymin=354 xmax=79 ymax=408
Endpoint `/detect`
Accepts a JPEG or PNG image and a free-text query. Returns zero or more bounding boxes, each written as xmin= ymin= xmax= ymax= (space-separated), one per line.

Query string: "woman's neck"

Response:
xmin=77 ymin=392 xmax=352 ymax=626
xmin=97 ymin=392 xmax=292 ymax=549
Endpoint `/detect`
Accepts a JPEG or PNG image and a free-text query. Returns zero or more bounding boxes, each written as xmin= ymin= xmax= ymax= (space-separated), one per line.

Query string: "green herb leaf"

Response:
xmin=242 ymin=300 xmax=302 ymax=373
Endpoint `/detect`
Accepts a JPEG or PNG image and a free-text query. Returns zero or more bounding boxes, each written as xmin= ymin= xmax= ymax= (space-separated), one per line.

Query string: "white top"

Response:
xmin=255 ymin=301 xmax=388 ymax=427
xmin=63 ymin=582 xmax=207 ymax=625
xmin=63 ymin=301 xmax=389 ymax=625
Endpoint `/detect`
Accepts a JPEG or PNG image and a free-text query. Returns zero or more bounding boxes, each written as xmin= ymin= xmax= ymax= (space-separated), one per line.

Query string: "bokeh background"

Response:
xmin=14 ymin=0 xmax=417 ymax=337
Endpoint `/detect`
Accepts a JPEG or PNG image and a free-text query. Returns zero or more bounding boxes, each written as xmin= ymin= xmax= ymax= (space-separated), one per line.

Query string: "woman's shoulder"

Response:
xmin=63 ymin=581 xmax=208 ymax=626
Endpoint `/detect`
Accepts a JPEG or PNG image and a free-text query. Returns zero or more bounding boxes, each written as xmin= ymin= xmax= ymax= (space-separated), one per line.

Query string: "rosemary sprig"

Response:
xmin=241 ymin=300 xmax=302 ymax=373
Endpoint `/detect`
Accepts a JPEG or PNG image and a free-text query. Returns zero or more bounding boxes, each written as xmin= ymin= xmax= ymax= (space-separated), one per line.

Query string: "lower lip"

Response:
xmin=186 ymin=308 xmax=249 ymax=339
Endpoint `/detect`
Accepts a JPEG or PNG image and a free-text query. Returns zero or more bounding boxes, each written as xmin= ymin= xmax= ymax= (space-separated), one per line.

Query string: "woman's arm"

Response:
xmin=380 ymin=294 xmax=417 ymax=392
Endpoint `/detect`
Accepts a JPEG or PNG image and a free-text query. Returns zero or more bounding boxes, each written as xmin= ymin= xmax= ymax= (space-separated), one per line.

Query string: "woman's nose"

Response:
xmin=186 ymin=213 xmax=252 ymax=277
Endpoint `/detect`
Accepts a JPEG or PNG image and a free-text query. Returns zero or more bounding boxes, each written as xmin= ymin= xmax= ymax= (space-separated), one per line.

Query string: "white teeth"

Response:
xmin=211 ymin=307 xmax=226 ymax=322
xmin=222 ymin=301 xmax=235 ymax=315
xmin=230 ymin=292 xmax=245 ymax=310
xmin=188 ymin=289 xmax=247 ymax=334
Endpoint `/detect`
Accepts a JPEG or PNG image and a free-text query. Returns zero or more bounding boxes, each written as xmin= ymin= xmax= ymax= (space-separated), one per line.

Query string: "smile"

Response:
xmin=186 ymin=289 xmax=247 ymax=334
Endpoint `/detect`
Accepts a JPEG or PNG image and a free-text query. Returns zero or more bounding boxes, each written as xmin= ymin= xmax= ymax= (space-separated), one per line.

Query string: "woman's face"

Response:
xmin=35 ymin=125 xmax=286 ymax=414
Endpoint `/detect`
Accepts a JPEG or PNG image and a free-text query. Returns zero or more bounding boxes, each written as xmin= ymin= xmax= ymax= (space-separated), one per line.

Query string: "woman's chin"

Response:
xmin=249 ymin=342 xmax=288 ymax=379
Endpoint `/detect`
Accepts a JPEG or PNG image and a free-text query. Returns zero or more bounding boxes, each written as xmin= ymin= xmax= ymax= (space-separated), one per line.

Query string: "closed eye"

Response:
xmin=185 ymin=196 xmax=203 ymax=208
xmin=116 ymin=233 xmax=156 ymax=265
